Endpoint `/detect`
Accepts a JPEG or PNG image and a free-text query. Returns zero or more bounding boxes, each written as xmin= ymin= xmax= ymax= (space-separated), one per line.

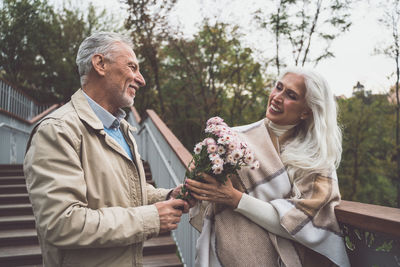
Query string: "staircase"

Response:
xmin=0 ymin=164 xmax=183 ymax=267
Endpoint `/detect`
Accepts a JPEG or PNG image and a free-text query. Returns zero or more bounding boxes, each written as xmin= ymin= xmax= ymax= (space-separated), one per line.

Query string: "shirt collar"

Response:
xmin=82 ymin=91 xmax=126 ymax=129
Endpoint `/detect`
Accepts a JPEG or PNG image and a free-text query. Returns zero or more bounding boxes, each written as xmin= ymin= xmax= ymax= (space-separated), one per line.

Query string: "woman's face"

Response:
xmin=266 ymin=72 xmax=311 ymax=125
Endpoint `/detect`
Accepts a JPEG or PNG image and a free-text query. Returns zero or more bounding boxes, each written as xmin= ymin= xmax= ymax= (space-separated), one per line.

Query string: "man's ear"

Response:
xmin=91 ymin=54 xmax=106 ymax=76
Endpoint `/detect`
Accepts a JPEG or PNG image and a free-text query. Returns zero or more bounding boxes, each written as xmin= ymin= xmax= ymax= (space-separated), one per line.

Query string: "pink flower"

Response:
xmin=228 ymin=142 xmax=237 ymax=151
xmin=209 ymin=153 xmax=219 ymax=161
xmin=207 ymin=116 xmax=224 ymax=125
xmin=205 ymin=125 xmax=215 ymax=133
xmin=217 ymin=137 xmax=226 ymax=144
xmin=204 ymin=137 xmax=216 ymax=145
xmin=207 ymin=144 xmax=217 ymax=153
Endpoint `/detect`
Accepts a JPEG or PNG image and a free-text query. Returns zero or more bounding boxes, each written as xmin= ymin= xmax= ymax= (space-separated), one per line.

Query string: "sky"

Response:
xmin=90 ymin=0 xmax=395 ymax=98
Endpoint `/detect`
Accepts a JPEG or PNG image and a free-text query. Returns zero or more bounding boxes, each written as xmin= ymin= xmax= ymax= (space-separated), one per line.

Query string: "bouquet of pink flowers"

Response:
xmin=178 ymin=116 xmax=259 ymax=200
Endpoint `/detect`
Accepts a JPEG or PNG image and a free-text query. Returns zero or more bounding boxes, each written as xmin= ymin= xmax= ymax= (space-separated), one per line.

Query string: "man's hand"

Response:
xmin=154 ymin=199 xmax=186 ymax=233
xmin=169 ymin=184 xmax=197 ymax=213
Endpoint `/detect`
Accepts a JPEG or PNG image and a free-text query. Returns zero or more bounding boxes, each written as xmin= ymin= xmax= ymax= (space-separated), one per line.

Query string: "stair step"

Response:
xmin=0 ymin=176 xmax=26 ymax=185
xmin=0 ymin=244 xmax=42 ymax=266
xmin=0 ymin=203 xmax=33 ymax=216
xmin=0 ymin=215 xmax=36 ymax=229
xmin=0 ymin=228 xmax=38 ymax=246
xmin=143 ymin=234 xmax=177 ymax=255
xmin=0 ymin=184 xmax=28 ymax=194
xmin=0 ymin=164 xmax=23 ymax=171
xmin=0 ymin=169 xmax=24 ymax=177
xmin=143 ymin=252 xmax=182 ymax=267
xmin=0 ymin=193 xmax=30 ymax=204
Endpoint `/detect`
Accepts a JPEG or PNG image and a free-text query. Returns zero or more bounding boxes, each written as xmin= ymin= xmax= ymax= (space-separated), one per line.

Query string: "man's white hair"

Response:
xmin=76 ymin=32 xmax=133 ymax=86
xmin=278 ymin=67 xmax=342 ymax=194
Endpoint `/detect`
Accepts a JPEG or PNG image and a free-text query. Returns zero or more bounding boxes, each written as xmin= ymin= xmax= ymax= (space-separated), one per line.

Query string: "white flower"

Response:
xmin=232 ymin=149 xmax=243 ymax=160
xmin=250 ymin=160 xmax=260 ymax=170
xmin=194 ymin=143 xmax=203 ymax=154
xmin=212 ymin=164 xmax=223 ymax=174
xmin=226 ymin=154 xmax=237 ymax=165
xmin=212 ymin=156 xmax=224 ymax=166
xmin=244 ymin=152 xmax=254 ymax=164
xmin=217 ymin=145 xmax=226 ymax=155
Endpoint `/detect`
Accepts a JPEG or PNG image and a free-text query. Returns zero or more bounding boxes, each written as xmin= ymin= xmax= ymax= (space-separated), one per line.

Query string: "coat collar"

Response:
xmin=71 ymin=89 xmax=104 ymax=131
xmin=71 ymin=89 xmax=137 ymax=132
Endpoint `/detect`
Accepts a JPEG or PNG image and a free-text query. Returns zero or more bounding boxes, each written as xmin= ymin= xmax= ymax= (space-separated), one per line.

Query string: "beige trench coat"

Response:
xmin=24 ymin=89 xmax=170 ymax=267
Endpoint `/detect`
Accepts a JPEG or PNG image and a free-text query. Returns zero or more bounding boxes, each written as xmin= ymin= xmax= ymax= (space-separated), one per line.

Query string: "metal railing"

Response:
xmin=0 ymin=79 xmax=51 ymax=121
xmin=127 ymin=109 xmax=199 ymax=267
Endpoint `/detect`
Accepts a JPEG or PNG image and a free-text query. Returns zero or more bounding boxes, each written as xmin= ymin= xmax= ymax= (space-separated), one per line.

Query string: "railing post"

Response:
xmin=30 ymin=101 xmax=34 ymax=120
xmin=7 ymin=85 xmax=11 ymax=112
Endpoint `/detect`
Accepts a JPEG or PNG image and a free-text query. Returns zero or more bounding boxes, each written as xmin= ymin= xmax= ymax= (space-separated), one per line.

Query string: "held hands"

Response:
xmin=170 ymin=184 xmax=197 ymax=212
xmin=154 ymin=199 xmax=187 ymax=233
xmin=185 ymin=173 xmax=243 ymax=209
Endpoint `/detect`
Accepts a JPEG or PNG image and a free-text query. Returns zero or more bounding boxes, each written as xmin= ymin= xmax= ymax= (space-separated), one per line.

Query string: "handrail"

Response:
xmin=335 ymin=200 xmax=400 ymax=238
xmin=0 ymin=77 xmax=42 ymax=105
xmin=145 ymin=109 xmax=192 ymax=168
xmin=0 ymin=123 xmax=31 ymax=135
xmin=0 ymin=104 xmax=61 ymax=125
xmin=142 ymin=123 xmax=181 ymax=186
xmin=0 ymin=78 xmax=59 ymax=122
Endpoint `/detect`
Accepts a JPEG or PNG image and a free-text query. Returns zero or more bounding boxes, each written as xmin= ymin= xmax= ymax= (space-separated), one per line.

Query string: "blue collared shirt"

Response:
xmin=83 ymin=91 xmax=133 ymax=160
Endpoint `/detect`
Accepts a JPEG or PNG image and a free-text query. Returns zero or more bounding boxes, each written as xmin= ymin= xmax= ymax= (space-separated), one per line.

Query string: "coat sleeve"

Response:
xmin=145 ymin=183 xmax=171 ymax=204
xmin=24 ymin=119 xmax=160 ymax=249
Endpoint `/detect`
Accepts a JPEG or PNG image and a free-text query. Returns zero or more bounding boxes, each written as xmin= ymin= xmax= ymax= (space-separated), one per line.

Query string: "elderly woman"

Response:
xmin=186 ymin=68 xmax=350 ymax=267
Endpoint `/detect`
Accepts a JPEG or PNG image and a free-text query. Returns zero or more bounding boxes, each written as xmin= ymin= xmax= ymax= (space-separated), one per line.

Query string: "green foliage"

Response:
xmin=0 ymin=0 xmax=121 ymax=103
xmin=338 ymin=85 xmax=397 ymax=207
xmin=160 ymin=21 xmax=269 ymax=148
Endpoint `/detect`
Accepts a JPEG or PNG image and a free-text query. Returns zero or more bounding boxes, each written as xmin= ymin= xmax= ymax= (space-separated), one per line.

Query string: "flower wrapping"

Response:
xmin=178 ymin=116 xmax=259 ymax=200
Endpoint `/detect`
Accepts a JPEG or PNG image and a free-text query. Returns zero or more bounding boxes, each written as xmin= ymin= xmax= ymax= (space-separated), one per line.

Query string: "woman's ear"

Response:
xmin=300 ymin=108 xmax=312 ymax=120
xmin=91 ymin=54 xmax=106 ymax=77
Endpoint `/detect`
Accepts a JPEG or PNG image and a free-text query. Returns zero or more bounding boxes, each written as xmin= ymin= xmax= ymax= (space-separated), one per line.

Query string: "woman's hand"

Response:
xmin=185 ymin=173 xmax=243 ymax=208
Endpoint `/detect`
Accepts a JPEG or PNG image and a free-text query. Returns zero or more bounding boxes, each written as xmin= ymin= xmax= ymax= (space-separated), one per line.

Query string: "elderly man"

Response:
xmin=23 ymin=32 xmax=188 ymax=267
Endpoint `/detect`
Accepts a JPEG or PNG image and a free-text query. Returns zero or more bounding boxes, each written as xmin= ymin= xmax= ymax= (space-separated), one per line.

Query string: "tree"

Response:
xmin=0 ymin=0 xmax=121 ymax=103
xmin=338 ymin=84 xmax=397 ymax=207
xmin=254 ymin=0 xmax=352 ymax=74
xmin=124 ymin=0 xmax=177 ymax=115
xmin=375 ymin=0 xmax=400 ymax=207
xmin=161 ymin=21 xmax=269 ymax=148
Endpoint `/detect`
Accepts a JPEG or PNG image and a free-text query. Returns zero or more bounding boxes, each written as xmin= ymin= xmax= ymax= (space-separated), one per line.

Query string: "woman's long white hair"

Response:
xmin=278 ymin=68 xmax=342 ymax=185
